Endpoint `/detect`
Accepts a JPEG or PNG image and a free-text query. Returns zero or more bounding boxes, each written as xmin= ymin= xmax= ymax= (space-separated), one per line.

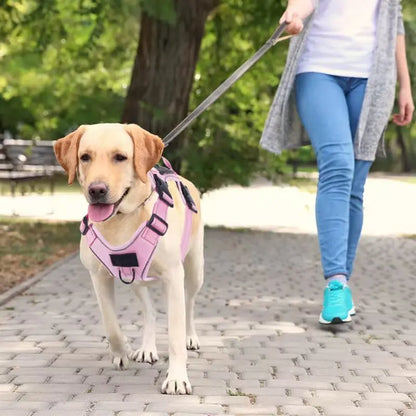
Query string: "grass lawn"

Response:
xmin=0 ymin=217 xmax=80 ymax=295
xmin=396 ymin=176 xmax=416 ymax=184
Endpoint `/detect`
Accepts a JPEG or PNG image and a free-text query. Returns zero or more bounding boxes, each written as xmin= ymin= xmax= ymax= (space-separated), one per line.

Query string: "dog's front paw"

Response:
xmin=130 ymin=348 xmax=159 ymax=364
xmin=112 ymin=353 xmax=130 ymax=370
xmin=186 ymin=334 xmax=200 ymax=351
xmin=107 ymin=337 xmax=132 ymax=370
xmin=161 ymin=375 xmax=192 ymax=395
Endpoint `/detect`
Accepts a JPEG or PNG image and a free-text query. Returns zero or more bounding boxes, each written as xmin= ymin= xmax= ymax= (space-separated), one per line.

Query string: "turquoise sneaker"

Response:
xmin=319 ymin=280 xmax=353 ymax=324
xmin=344 ymin=286 xmax=356 ymax=316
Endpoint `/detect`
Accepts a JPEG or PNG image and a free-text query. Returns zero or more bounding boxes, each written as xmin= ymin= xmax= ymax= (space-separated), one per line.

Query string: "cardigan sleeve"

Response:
xmin=397 ymin=1 xmax=405 ymax=35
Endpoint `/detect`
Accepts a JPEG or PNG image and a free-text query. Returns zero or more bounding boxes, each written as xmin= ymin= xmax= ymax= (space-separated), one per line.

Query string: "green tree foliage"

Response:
xmin=180 ymin=0 xmax=289 ymax=191
xmin=1 ymin=0 xmax=290 ymax=191
xmin=0 ymin=0 xmax=140 ymax=138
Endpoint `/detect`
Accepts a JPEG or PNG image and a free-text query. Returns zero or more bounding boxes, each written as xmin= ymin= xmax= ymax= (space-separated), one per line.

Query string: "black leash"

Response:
xmin=163 ymin=23 xmax=289 ymax=146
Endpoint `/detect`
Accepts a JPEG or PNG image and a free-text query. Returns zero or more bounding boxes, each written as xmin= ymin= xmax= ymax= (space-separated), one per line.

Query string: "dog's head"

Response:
xmin=54 ymin=123 xmax=164 ymax=222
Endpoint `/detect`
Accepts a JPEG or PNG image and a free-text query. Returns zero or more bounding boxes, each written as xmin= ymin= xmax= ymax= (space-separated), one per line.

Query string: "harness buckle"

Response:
xmin=81 ymin=216 xmax=90 ymax=235
xmin=180 ymin=182 xmax=198 ymax=213
xmin=147 ymin=213 xmax=168 ymax=236
xmin=153 ymin=174 xmax=174 ymax=207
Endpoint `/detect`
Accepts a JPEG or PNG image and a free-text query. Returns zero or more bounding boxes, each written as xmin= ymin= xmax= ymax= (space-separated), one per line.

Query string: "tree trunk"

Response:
xmin=396 ymin=125 xmax=411 ymax=172
xmin=122 ymin=0 xmax=219 ymax=170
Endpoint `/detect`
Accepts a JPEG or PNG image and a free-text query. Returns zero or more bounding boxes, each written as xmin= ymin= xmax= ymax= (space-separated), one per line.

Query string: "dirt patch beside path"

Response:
xmin=0 ymin=219 xmax=79 ymax=294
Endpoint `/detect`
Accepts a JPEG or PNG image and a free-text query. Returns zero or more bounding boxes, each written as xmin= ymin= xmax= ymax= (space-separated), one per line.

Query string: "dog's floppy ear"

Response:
xmin=124 ymin=124 xmax=164 ymax=183
xmin=54 ymin=126 xmax=86 ymax=184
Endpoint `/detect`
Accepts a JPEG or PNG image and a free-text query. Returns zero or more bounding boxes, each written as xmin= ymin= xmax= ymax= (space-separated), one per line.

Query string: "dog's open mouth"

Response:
xmin=88 ymin=188 xmax=130 ymax=222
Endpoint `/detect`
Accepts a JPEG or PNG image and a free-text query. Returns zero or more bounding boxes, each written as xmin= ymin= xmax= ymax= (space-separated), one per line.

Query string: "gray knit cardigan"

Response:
xmin=260 ymin=0 xmax=405 ymax=161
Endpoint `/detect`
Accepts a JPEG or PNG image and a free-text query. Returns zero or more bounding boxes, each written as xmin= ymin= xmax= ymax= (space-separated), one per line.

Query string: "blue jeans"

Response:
xmin=295 ymin=72 xmax=372 ymax=279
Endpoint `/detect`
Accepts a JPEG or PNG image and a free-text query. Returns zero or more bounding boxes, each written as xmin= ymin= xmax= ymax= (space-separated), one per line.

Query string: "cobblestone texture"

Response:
xmin=0 ymin=228 xmax=415 ymax=415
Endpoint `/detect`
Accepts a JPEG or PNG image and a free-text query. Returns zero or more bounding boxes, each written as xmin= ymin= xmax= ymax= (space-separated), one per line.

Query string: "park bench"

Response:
xmin=0 ymin=139 xmax=63 ymax=196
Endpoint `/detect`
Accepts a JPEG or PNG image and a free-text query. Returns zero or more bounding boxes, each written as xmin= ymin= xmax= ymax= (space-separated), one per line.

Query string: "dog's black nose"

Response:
xmin=88 ymin=182 xmax=109 ymax=202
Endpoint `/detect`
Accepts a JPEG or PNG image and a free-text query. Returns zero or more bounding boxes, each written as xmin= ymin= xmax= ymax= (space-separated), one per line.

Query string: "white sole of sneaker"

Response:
xmin=319 ymin=312 xmax=352 ymax=325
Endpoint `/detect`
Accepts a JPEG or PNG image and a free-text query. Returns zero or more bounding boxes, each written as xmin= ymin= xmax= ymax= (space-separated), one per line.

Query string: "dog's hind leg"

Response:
xmin=130 ymin=285 xmax=159 ymax=364
xmin=90 ymin=272 xmax=132 ymax=370
xmin=184 ymin=224 xmax=204 ymax=351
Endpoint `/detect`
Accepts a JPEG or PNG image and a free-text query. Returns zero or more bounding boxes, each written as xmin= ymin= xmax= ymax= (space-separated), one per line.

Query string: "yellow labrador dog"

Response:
xmin=54 ymin=123 xmax=204 ymax=394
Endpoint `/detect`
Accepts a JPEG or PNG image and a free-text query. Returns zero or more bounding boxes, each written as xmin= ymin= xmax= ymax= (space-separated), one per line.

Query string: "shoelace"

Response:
xmin=326 ymin=282 xmax=346 ymax=307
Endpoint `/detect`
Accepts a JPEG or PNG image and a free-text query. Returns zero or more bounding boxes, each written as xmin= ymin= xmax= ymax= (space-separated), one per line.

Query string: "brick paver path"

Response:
xmin=1 ymin=228 xmax=416 ymax=416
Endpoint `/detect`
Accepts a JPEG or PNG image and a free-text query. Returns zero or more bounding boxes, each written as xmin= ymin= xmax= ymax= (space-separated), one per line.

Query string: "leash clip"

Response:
xmin=153 ymin=174 xmax=174 ymax=207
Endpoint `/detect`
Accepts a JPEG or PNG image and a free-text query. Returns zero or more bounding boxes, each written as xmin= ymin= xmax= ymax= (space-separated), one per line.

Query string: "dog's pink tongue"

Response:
xmin=88 ymin=204 xmax=114 ymax=222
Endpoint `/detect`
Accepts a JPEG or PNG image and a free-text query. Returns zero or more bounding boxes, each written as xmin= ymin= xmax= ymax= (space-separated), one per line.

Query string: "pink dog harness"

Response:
xmin=79 ymin=159 xmax=197 ymax=284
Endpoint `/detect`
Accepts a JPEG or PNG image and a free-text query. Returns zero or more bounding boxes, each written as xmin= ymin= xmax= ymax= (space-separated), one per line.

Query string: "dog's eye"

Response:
xmin=80 ymin=154 xmax=90 ymax=162
xmin=114 ymin=154 xmax=127 ymax=162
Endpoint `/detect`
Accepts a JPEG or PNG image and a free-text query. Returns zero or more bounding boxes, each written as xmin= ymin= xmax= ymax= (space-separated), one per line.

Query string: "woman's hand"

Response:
xmin=394 ymin=35 xmax=414 ymax=126
xmin=392 ymin=86 xmax=414 ymax=126
xmin=280 ymin=0 xmax=314 ymax=35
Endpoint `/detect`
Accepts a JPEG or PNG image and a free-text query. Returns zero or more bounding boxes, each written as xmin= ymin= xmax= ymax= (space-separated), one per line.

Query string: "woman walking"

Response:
xmin=261 ymin=0 xmax=414 ymax=324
